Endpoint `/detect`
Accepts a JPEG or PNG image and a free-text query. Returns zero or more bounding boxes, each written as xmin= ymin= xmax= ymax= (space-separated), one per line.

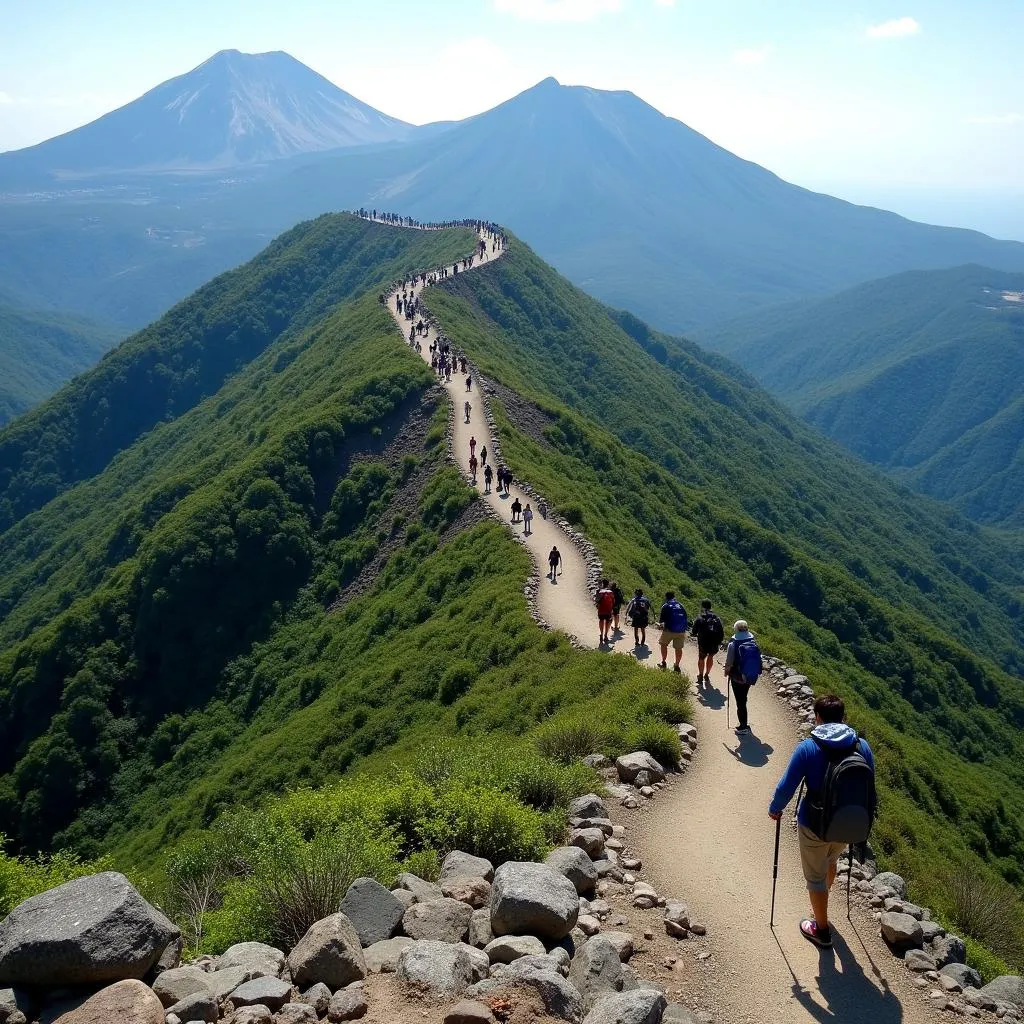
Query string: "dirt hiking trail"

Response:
xmin=381 ymin=219 xmax=934 ymax=1024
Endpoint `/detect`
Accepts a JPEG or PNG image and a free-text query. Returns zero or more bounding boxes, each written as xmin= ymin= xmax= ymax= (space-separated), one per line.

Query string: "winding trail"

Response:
xmin=381 ymin=220 xmax=935 ymax=1024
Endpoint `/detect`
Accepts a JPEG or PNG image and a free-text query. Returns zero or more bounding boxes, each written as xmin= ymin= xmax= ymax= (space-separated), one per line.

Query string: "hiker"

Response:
xmin=538 ymin=498 xmax=548 ymax=519
xmin=469 ymin=454 xmax=478 ymax=480
xmin=511 ymin=497 xmax=522 ymax=523
xmin=483 ymin=463 xmax=493 ymax=493
xmin=480 ymin=445 xmax=487 ymax=466
xmin=523 ymin=503 xmax=534 ymax=535
xmin=466 ymin=376 xmax=473 ymax=392
xmin=657 ymin=591 xmax=688 ymax=672
xmin=723 ymin=620 xmax=762 ymax=734
xmin=610 ymin=581 xmax=625 ymax=632
xmin=464 ymin=400 xmax=472 ymax=423
xmin=625 ymin=587 xmax=652 ymax=648
xmin=469 ymin=436 xmax=477 ymax=460
xmin=548 ymin=545 xmax=562 ymax=580
xmin=596 ymin=578 xmax=615 ymax=645
xmin=769 ymin=694 xmax=876 ymax=950
xmin=690 ymin=599 xmax=725 ymax=686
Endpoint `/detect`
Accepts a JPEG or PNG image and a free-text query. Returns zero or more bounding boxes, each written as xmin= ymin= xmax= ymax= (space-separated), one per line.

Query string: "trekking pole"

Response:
xmin=726 ymin=676 xmax=730 ymax=729
xmin=770 ymin=815 xmax=781 ymax=929
xmin=846 ymin=843 xmax=853 ymax=920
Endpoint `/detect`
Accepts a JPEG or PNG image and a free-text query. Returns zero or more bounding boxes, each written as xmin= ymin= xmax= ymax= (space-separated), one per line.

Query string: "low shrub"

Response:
xmin=942 ymin=863 xmax=1024 ymax=970
xmin=534 ymin=718 xmax=606 ymax=764
xmin=0 ymin=836 xmax=110 ymax=917
xmin=623 ymin=719 xmax=682 ymax=770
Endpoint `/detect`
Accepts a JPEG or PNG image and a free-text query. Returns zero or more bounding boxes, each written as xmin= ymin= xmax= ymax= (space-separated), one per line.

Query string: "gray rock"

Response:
xmin=469 ymin=908 xmax=494 ymax=949
xmin=444 ymin=999 xmax=497 ymax=1024
xmin=297 ymin=981 xmax=332 ymax=1015
xmin=457 ymin=943 xmax=490 ymax=983
xmin=392 ymin=888 xmax=417 ymax=912
xmin=872 ymin=872 xmax=908 ymax=899
xmin=166 ymin=989 xmax=218 ymax=1023
xmin=340 ymin=878 xmax=405 ymax=947
xmin=206 ymin=965 xmax=254 ymax=1002
xmin=403 ymin=898 xmax=473 ymax=943
xmin=880 ymin=912 xmax=923 ymax=949
xmin=151 ymin=935 xmax=183 ymax=976
xmin=277 ymin=1004 xmax=319 ymax=1024
xmin=582 ymin=755 xmax=612 ymax=770
xmin=396 ymin=940 xmax=474 ymax=997
xmin=392 ymin=873 xmax=444 ymax=904
xmin=963 ymin=987 xmax=998 ymax=1011
xmin=288 ymin=913 xmax=366 ymax=990
xmin=571 ymin=829 xmax=607 ymax=861
xmin=601 ymin=933 xmax=635 ymax=962
xmin=583 ymin=989 xmax=668 ymax=1024
xmin=981 ymin=976 xmax=1024 ymax=1009
xmin=940 ymin=963 xmax=982 ymax=990
xmin=43 ymin=979 xmax=165 ymax=1024
xmin=615 ymin=753 xmax=665 ymax=785
xmin=0 ymin=872 xmax=180 ymax=987
xmin=904 ymin=950 xmax=937 ymax=973
xmin=0 ymin=988 xmax=34 ymax=1024
xmin=219 ymin=941 xmax=286 ymax=978
xmin=932 ymin=934 xmax=967 ymax=967
xmin=485 ymin=935 xmax=547 ymax=964
xmin=440 ymin=852 xmax=495 ymax=884
xmin=363 ymin=937 xmax=414 ymax=974
xmin=442 ymin=877 xmax=492 ymax=909
xmin=663 ymin=1004 xmax=699 ymax=1024
xmin=152 ymin=966 xmax=212 ymax=1008
xmin=919 ymin=920 xmax=946 ymax=943
xmin=490 ymin=862 xmax=580 ymax=941
xmin=231 ymin=1007 xmax=273 ymax=1024
xmin=569 ymin=936 xmax=634 ymax=1011
xmin=327 ymin=988 xmax=368 ymax=1021
xmin=495 ymin=959 xmax=585 ymax=1023
xmin=546 ymin=847 xmax=600 ymax=895
xmin=568 ymin=795 xmax=610 ymax=820
xmin=229 ymin=976 xmax=294 ymax=1012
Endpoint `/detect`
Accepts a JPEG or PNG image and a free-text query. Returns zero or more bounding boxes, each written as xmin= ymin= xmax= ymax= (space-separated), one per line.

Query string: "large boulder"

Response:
xmin=165 ymin=988 xmax=219 ymax=1023
xmin=287 ymin=913 xmax=367 ymax=990
xmin=439 ymin=852 xmax=495 ymax=884
xmin=490 ymin=862 xmax=580 ymax=941
xmin=364 ymin=937 xmax=414 ymax=974
xmin=568 ymin=795 xmax=610 ymax=820
xmin=583 ymin=989 xmax=668 ymax=1024
xmin=940 ymin=963 xmax=982 ymax=990
xmin=570 ymin=829 xmax=607 ymax=861
xmin=546 ymin=848 xmax=599 ymax=896
xmin=615 ymin=753 xmax=665 ymax=785
xmin=219 ymin=941 xmax=286 ymax=978
xmin=872 ymin=872 xmax=908 ymax=899
xmin=326 ymin=988 xmax=368 ymax=1021
xmin=879 ymin=912 xmax=922 ymax=950
xmin=396 ymin=940 xmax=475 ymax=997
xmin=229 ymin=976 xmax=293 ymax=1012
xmin=931 ymin=934 xmax=966 ymax=967
xmin=392 ymin=873 xmax=443 ymax=904
xmin=206 ymin=965 xmax=256 ymax=1001
xmin=568 ymin=936 xmax=633 ymax=1011
xmin=403 ymin=898 xmax=473 ymax=943
xmin=485 ymin=935 xmax=547 ymax=964
xmin=339 ymin=878 xmax=405 ymax=947
xmin=981 ymin=976 xmax=1024 ymax=1010
xmin=48 ymin=979 xmax=164 ymax=1024
xmin=152 ymin=965 xmax=212 ymax=1007
xmin=0 ymin=872 xmax=179 ymax=988
xmin=491 ymin=959 xmax=584 ymax=1023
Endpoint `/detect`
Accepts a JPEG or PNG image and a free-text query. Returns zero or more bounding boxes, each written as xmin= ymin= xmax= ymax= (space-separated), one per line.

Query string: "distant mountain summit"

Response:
xmin=0 ymin=49 xmax=412 ymax=176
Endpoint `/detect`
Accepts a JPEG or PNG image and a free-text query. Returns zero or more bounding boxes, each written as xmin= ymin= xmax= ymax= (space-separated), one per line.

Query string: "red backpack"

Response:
xmin=597 ymin=589 xmax=614 ymax=616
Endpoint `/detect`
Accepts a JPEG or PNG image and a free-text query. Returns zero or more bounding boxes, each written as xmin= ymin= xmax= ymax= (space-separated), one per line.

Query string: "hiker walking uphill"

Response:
xmin=548 ymin=545 xmax=562 ymax=580
xmin=691 ymin=599 xmax=725 ymax=686
xmin=657 ymin=591 xmax=688 ymax=671
xmin=596 ymin=578 xmax=615 ymax=644
xmin=626 ymin=587 xmax=652 ymax=648
xmin=723 ymin=620 xmax=762 ymax=733
xmin=769 ymin=694 xmax=876 ymax=950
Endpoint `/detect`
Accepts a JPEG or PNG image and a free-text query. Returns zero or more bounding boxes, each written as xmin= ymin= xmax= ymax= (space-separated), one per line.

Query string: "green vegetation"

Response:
xmin=422 ymin=237 xmax=1024 ymax=963
xmin=0 ymin=835 xmax=110 ymax=917
xmin=694 ymin=265 xmax=1024 ymax=526
xmin=0 ymin=303 xmax=120 ymax=427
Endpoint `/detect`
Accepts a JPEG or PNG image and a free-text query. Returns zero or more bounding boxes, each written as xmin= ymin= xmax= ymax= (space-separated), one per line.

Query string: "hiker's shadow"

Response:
xmin=790 ymin=927 xmax=904 ymax=1024
xmin=633 ymin=643 xmax=652 ymax=662
xmin=696 ymin=681 xmax=726 ymax=710
xmin=724 ymin=732 xmax=774 ymax=767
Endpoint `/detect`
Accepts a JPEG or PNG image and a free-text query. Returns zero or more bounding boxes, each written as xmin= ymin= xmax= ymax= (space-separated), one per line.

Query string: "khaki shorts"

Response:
xmin=660 ymin=630 xmax=686 ymax=651
xmin=799 ymin=825 xmax=847 ymax=893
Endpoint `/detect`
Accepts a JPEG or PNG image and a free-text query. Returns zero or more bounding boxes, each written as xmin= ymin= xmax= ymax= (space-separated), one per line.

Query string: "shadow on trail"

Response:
xmin=723 ymin=732 xmax=774 ymax=767
xmin=696 ymin=680 xmax=726 ymax=710
xmin=633 ymin=643 xmax=653 ymax=662
xmin=772 ymin=923 xmax=903 ymax=1024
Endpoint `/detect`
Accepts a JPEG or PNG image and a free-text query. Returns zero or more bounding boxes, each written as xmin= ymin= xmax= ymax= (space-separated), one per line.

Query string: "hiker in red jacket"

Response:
xmin=596 ymin=578 xmax=615 ymax=645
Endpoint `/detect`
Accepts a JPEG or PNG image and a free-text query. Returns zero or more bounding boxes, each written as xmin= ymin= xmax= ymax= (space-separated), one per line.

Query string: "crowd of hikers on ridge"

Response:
xmin=374 ymin=209 xmax=880 ymax=956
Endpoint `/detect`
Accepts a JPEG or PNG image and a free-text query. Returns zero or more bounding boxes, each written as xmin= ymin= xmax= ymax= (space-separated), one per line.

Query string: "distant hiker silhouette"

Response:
xmin=626 ymin=588 xmax=651 ymax=648
xmin=548 ymin=546 xmax=561 ymax=580
xmin=523 ymin=503 xmax=534 ymax=535
xmin=483 ymin=463 xmax=493 ymax=493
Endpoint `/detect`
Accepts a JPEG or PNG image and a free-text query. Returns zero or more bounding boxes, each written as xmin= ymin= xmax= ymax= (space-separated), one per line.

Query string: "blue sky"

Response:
xmin=2 ymin=0 xmax=1021 ymax=236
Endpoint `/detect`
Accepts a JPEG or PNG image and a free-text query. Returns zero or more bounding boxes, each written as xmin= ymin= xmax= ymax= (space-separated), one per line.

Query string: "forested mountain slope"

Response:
xmin=0 ymin=304 xmax=120 ymax=426
xmin=695 ymin=265 xmax=1024 ymax=526
xmin=0 ymin=216 xmax=1022 ymax=953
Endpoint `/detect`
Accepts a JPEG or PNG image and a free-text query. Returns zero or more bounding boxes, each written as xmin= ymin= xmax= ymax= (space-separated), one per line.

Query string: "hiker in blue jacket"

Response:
xmin=769 ymin=693 xmax=876 ymax=949
xmin=722 ymin=620 xmax=761 ymax=734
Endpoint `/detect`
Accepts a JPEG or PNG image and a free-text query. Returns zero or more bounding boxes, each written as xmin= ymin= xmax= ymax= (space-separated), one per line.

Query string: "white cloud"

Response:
xmin=865 ymin=16 xmax=921 ymax=39
xmin=965 ymin=113 xmax=1022 ymax=125
xmin=732 ymin=44 xmax=773 ymax=66
xmin=493 ymin=0 xmax=623 ymax=23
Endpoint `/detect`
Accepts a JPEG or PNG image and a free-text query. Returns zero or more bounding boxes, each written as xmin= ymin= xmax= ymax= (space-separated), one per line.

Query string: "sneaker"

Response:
xmin=673 ymin=665 xmax=682 ymax=673
xmin=735 ymin=725 xmax=751 ymax=735
xmin=658 ymin=661 xmax=667 ymax=670
xmin=800 ymin=919 xmax=833 ymax=949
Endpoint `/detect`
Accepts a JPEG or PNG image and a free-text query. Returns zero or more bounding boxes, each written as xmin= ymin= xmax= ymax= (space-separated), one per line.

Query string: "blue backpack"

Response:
xmin=663 ymin=600 xmax=688 ymax=633
xmin=732 ymin=636 xmax=763 ymax=684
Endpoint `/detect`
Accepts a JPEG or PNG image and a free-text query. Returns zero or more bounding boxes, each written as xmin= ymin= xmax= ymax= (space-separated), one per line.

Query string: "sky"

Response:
xmin=1 ymin=0 xmax=1022 ymax=237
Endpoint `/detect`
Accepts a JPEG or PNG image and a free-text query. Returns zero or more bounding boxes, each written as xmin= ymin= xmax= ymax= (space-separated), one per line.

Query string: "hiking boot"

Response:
xmin=658 ymin=661 xmax=667 ymax=670
xmin=800 ymin=919 xmax=833 ymax=949
xmin=673 ymin=665 xmax=682 ymax=673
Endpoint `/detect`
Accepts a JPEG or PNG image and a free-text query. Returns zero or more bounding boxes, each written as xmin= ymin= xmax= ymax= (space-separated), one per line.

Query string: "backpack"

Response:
xmin=663 ymin=600 xmax=687 ymax=633
xmin=808 ymin=736 xmax=877 ymax=844
xmin=697 ymin=611 xmax=724 ymax=647
xmin=731 ymin=636 xmax=762 ymax=684
xmin=597 ymin=589 xmax=615 ymax=616
xmin=630 ymin=597 xmax=651 ymax=623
